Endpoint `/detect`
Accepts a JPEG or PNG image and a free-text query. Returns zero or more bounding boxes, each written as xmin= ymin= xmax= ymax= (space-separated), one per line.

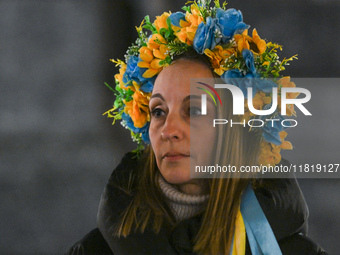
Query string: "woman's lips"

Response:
xmin=162 ymin=152 xmax=190 ymax=161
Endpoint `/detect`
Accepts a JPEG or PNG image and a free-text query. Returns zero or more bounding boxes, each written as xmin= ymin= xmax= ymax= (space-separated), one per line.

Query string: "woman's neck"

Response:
xmin=176 ymin=180 xmax=209 ymax=196
xmin=158 ymin=175 xmax=209 ymax=221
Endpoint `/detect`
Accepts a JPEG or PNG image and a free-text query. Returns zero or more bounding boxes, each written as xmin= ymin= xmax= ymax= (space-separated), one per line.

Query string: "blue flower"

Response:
xmin=141 ymin=129 xmax=150 ymax=144
xmin=123 ymin=55 xmax=140 ymax=84
xmin=242 ymin=49 xmax=256 ymax=74
xmin=255 ymin=79 xmax=277 ymax=94
xmin=216 ymin=8 xmax=249 ymax=43
xmin=242 ymin=49 xmax=277 ymax=93
xmin=169 ymin=12 xmax=186 ymax=27
xmin=221 ymin=69 xmax=257 ymax=99
xmin=193 ymin=17 xmax=221 ymax=54
xmin=222 ymin=49 xmax=277 ymax=99
xmin=122 ymin=112 xmax=149 ymax=134
xmin=221 ymin=69 xmax=244 ymax=91
xmin=136 ymin=65 xmax=156 ymax=93
xmin=222 ymin=69 xmax=243 ymax=79
xmin=260 ymin=113 xmax=289 ymax=145
xmin=138 ymin=77 xmax=154 ymax=93
xmin=123 ymin=55 xmax=155 ymax=93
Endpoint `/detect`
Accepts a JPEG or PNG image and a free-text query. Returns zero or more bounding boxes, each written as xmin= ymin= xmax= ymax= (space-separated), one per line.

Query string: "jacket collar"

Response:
xmin=97 ymin=152 xmax=308 ymax=254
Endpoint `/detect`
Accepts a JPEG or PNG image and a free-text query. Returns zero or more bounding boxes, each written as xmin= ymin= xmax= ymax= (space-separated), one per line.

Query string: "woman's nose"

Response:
xmin=160 ymin=112 xmax=186 ymax=142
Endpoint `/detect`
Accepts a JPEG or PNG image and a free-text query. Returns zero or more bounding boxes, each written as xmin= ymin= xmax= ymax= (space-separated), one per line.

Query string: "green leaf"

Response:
xmin=143 ymin=24 xmax=153 ymax=31
xmin=182 ymin=6 xmax=191 ymax=12
xmin=159 ymin=27 xmax=167 ymax=36
xmin=126 ymin=88 xmax=134 ymax=99
xmin=115 ymin=84 xmax=122 ymax=91
xmin=114 ymin=99 xmax=121 ymax=108
xmin=104 ymin=82 xmax=115 ymax=92
xmin=166 ymin=17 xmax=172 ymax=29
xmin=214 ymin=0 xmax=220 ymax=8
xmin=164 ymin=55 xmax=172 ymax=65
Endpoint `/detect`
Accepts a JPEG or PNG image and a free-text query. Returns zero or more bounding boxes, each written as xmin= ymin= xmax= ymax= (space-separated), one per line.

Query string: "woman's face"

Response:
xmin=149 ymin=59 xmax=216 ymax=195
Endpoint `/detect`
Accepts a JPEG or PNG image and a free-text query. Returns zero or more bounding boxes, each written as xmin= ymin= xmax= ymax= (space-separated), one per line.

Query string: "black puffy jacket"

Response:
xmin=67 ymin=152 xmax=327 ymax=255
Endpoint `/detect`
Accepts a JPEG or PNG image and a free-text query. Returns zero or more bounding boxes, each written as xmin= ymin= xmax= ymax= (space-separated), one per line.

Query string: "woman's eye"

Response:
xmin=188 ymin=107 xmax=202 ymax=116
xmin=151 ymin=108 xmax=166 ymax=118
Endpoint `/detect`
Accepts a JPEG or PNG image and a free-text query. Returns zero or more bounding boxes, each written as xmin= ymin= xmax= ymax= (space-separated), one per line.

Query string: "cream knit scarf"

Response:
xmin=158 ymin=175 xmax=209 ymax=221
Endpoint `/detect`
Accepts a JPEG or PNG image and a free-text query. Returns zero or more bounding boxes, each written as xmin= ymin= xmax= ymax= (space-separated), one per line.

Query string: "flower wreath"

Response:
xmin=104 ymin=0 xmax=298 ymax=166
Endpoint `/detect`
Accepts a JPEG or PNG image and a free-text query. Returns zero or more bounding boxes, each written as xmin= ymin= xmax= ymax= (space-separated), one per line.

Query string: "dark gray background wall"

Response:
xmin=0 ymin=0 xmax=339 ymax=254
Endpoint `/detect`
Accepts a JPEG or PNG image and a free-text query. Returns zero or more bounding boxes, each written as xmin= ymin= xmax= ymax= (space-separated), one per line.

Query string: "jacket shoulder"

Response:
xmin=253 ymin=159 xmax=327 ymax=254
xmin=66 ymin=152 xmax=141 ymax=255
xmin=66 ymin=228 xmax=113 ymax=255
xmin=107 ymin=151 xmax=142 ymax=188
xmin=279 ymin=233 xmax=328 ymax=255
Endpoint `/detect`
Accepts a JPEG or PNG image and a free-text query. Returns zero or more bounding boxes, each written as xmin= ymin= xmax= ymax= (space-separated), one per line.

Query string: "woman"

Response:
xmin=67 ymin=1 xmax=326 ymax=254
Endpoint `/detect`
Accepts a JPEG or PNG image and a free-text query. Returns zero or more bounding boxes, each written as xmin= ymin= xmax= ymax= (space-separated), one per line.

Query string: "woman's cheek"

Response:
xmin=149 ymin=120 xmax=161 ymax=148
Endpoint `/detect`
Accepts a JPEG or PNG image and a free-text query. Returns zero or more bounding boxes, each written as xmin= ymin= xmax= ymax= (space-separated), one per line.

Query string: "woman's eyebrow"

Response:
xmin=183 ymin=95 xmax=215 ymax=105
xmin=150 ymin=93 xmax=165 ymax=101
xmin=183 ymin=95 xmax=200 ymax=102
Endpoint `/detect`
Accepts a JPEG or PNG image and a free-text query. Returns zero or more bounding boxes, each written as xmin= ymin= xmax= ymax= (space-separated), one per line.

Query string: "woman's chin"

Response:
xmin=159 ymin=167 xmax=191 ymax=185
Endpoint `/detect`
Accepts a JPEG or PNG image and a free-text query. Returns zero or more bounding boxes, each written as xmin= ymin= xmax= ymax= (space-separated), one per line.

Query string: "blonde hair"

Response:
xmin=115 ymin=57 xmax=262 ymax=255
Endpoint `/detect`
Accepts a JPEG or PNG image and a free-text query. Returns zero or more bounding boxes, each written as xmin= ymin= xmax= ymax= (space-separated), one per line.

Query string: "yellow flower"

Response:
xmin=204 ymin=48 xmax=222 ymax=73
xmin=112 ymin=60 xmax=127 ymax=89
xmin=188 ymin=4 xmax=204 ymax=26
xmin=153 ymin=44 xmax=168 ymax=60
xmin=139 ymin=35 xmax=169 ymax=78
xmin=258 ymin=141 xmax=276 ymax=166
xmin=204 ymin=46 xmax=234 ymax=75
xmin=171 ymin=5 xmax=203 ymax=45
xmin=234 ymin=29 xmax=266 ymax=55
xmin=190 ymin=4 xmax=202 ymax=21
xmin=234 ymin=30 xmax=250 ymax=53
xmin=142 ymin=59 xmax=163 ymax=78
xmin=139 ymin=46 xmax=154 ymax=62
xmin=252 ymin=29 xmax=266 ymax=55
xmin=176 ymin=26 xmax=197 ymax=45
xmin=271 ymin=131 xmax=293 ymax=164
xmin=278 ymin=76 xmax=299 ymax=116
xmin=244 ymin=92 xmax=272 ymax=121
xmin=154 ymin=12 xmax=170 ymax=32
xmin=138 ymin=44 xmax=169 ymax=78
xmin=124 ymin=81 xmax=151 ymax=128
xmin=279 ymin=77 xmax=299 ymax=98
xmin=147 ymin=34 xmax=167 ymax=50
xmin=278 ymin=131 xmax=293 ymax=150
xmin=258 ymin=131 xmax=293 ymax=166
